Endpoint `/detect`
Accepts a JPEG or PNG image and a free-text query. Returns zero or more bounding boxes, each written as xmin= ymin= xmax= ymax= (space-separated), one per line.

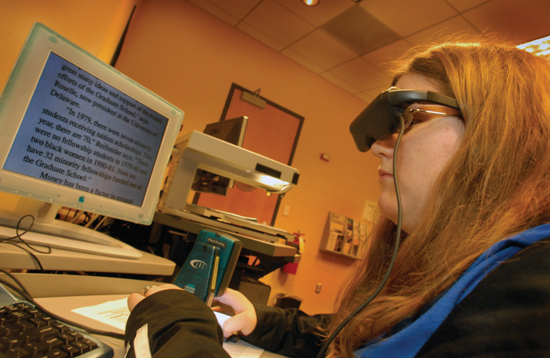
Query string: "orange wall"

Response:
xmin=0 ymin=0 xmax=140 ymax=210
xmin=115 ymin=0 xmax=381 ymax=314
xmin=0 ymin=0 xmax=139 ymax=85
xmin=0 ymin=0 xmax=382 ymax=314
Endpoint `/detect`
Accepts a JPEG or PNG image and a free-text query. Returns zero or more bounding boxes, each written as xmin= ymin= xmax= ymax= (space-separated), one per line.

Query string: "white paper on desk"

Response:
xmin=223 ymin=340 xmax=264 ymax=358
xmin=214 ymin=312 xmax=264 ymax=358
xmin=72 ymin=298 xmax=130 ymax=330
xmin=72 ymin=300 xmax=265 ymax=358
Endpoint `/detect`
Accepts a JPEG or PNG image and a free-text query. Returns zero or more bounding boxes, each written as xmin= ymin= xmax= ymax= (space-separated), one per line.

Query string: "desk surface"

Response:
xmin=0 ymin=242 xmax=175 ymax=275
xmin=154 ymin=212 xmax=300 ymax=262
xmin=2 ymin=273 xmax=285 ymax=358
xmin=0 ymin=211 xmax=298 ymax=276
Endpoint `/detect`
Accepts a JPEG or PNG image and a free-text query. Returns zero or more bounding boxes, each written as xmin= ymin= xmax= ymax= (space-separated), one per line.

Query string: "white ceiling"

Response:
xmin=186 ymin=0 xmax=550 ymax=103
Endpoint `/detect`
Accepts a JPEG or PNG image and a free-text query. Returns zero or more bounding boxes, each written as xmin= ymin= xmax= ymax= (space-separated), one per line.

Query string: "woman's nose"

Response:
xmin=370 ymin=135 xmax=396 ymax=159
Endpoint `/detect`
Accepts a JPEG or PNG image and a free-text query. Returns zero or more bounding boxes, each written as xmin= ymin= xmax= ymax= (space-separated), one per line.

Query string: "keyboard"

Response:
xmin=0 ymin=301 xmax=113 ymax=358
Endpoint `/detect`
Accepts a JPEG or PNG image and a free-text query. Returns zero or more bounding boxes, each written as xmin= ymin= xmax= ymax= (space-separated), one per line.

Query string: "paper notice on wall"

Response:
xmin=362 ymin=199 xmax=378 ymax=223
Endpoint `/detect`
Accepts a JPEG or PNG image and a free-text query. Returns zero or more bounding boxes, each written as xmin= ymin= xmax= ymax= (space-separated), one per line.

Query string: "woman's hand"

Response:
xmin=127 ymin=284 xmax=182 ymax=311
xmin=213 ymin=288 xmax=258 ymax=338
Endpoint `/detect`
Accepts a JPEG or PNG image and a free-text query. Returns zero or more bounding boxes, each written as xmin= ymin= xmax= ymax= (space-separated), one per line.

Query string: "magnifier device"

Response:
xmin=350 ymin=87 xmax=461 ymax=152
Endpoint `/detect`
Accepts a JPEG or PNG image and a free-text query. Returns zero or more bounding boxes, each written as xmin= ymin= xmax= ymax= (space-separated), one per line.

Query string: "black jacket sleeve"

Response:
xmin=124 ymin=289 xmax=229 ymax=358
xmin=242 ymin=304 xmax=331 ymax=358
xmin=416 ymin=240 xmax=550 ymax=357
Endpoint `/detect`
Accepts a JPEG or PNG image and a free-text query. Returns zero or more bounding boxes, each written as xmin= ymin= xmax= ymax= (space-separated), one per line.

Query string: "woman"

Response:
xmin=125 ymin=41 xmax=550 ymax=357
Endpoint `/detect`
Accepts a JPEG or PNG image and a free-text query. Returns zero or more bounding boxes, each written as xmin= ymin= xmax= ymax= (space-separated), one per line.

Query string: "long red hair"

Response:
xmin=326 ymin=41 xmax=550 ymax=357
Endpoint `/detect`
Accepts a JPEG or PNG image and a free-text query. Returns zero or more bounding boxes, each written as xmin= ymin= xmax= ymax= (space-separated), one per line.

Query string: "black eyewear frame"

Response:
xmin=349 ymin=87 xmax=462 ymax=152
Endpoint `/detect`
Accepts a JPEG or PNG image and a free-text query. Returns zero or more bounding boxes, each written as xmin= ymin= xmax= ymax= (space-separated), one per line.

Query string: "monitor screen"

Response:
xmin=0 ymin=23 xmax=183 ymax=256
xmin=203 ymin=116 xmax=248 ymax=147
xmin=192 ymin=116 xmax=247 ymax=195
xmin=4 ymin=51 xmax=166 ymax=209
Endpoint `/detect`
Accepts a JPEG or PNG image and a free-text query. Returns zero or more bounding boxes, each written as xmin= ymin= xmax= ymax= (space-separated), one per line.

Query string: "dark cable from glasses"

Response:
xmin=317 ymin=114 xmax=406 ymax=358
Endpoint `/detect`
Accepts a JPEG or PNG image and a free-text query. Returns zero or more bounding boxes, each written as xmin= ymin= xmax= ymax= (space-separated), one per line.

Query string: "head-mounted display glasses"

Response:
xmin=349 ymin=87 xmax=462 ymax=152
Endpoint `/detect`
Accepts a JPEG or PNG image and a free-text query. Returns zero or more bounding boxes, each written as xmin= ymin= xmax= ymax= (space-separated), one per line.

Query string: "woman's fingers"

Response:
xmin=215 ymin=288 xmax=254 ymax=313
xmin=128 ymin=284 xmax=183 ymax=311
xmin=214 ymin=289 xmax=258 ymax=337
xmin=127 ymin=293 xmax=145 ymax=311
xmin=222 ymin=311 xmax=258 ymax=337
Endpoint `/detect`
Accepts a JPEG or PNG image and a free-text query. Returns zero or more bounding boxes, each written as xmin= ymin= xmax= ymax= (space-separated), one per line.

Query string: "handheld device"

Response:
xmin=173 ymin=230 xmax=241 ymax=305
xmin=174 ymin=242 xmax=220 ymax=304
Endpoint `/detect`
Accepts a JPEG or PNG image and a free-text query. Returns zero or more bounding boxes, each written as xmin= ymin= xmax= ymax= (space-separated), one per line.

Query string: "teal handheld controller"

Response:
xmin=173 ymin=230 xmax=242 ymax=304
xmin=173 ymin=242 xmax=220 ymax=302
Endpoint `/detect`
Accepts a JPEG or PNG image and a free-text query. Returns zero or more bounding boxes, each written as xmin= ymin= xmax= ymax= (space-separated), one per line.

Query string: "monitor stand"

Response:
xmin=0 ymin=198 xmax=142 ymax=259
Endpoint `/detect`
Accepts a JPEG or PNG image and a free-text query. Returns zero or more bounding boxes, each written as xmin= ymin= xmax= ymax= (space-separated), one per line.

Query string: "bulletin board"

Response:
xmin=193 ymin=84 xmax=303 ymax=226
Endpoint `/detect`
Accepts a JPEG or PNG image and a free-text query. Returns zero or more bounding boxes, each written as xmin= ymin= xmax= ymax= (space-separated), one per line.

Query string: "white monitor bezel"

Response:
xmin=0 ymin=23 xmax=183 ymax=225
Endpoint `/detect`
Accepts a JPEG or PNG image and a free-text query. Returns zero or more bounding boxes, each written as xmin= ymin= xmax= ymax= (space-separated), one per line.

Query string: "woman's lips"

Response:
xmin=378 ymin=169 xmax=393 ymax=180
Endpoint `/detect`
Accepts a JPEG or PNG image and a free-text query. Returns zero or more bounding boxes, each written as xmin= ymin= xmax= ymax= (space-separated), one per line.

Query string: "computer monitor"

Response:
xmin=203 ymin=116 xmax=248 ymax=147
xmin=191 ymin=116 xmax=247 ymax=196
xmin=0 ymin=23 xmax=183 ymax=259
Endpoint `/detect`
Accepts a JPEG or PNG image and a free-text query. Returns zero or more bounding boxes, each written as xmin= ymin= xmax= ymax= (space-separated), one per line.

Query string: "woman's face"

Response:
xmin=371 ymin=74 xmax=465 ymax=233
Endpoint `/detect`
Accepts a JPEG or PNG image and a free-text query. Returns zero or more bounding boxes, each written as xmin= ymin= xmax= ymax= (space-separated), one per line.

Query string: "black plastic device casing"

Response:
xmin=350 ymin=87 xmax=460 ymax=152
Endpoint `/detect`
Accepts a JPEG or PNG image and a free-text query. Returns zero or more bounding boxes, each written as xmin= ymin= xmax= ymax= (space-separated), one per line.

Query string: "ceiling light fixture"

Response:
xmin=302 ymin=0 xmax=319 ymax=6
xmin=517 ymin=35 xmax=550 ymax=60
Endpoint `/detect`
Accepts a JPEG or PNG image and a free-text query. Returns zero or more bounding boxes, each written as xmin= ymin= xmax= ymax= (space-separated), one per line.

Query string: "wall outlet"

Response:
xmin=283 ymin=205 xmax=290 ymax=216
xmin=316 ymin=283 xmax=322 ymax=293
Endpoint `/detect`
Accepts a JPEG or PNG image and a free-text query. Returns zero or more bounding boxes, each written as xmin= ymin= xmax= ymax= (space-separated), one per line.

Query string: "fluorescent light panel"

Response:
xmin=517 ymin=35 xmax=550 ymax=59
